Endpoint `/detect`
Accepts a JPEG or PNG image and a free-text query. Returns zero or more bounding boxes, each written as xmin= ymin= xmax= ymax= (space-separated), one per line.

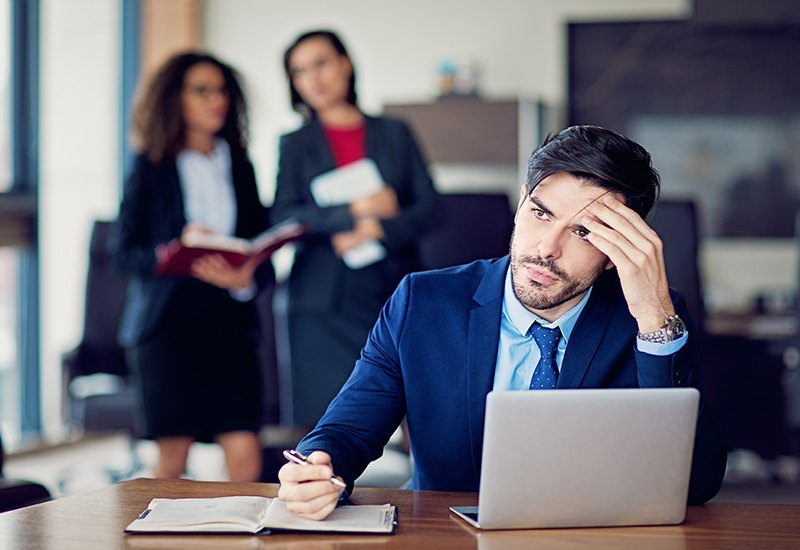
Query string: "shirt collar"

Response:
xmin=502 ymin=265 xmax=593 ymax=343
xmin=177 ymin=138 xmax=229 ymax=164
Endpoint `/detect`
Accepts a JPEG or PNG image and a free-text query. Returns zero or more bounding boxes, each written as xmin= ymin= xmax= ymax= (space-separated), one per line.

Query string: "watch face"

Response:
xmin=667 ymin=316 xmax=686 ymax=340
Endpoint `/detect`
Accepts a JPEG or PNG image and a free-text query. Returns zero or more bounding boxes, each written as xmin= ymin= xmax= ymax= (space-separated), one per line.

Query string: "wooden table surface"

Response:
xmin=1 ymin=478 xmax=799 ymax=549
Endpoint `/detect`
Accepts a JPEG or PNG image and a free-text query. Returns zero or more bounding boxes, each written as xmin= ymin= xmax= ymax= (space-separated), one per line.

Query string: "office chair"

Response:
xmin=419 ymin=193 xmax=514 ymax=270
xmin=255 ymin=279 xmax=301 ymax=483
xmin=784 ymin=211 xmax=800 ymax=458
xmin=0 ymin=434 xmax=51 ymax=512
xmin=651 ymin=201 xmax=790 ymax=465
xmin=256 ymin=282 xmax=280 ymax=427
xmin=60 ymin=219 xmax=140 ymax=483
xmin=647 ymin=199 xmax=706 ymax=335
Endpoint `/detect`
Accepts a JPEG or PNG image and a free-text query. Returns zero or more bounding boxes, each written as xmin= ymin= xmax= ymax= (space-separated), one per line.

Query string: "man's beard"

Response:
xmin=509 ymin=234 xmax=605 ymax=313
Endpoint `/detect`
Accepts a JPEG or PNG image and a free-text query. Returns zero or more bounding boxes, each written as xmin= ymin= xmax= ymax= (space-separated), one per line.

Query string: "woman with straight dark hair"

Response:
xmin=273 ymin=30 xmax=439 ymax=428
xmin=113 ymin=51 xmax=271 ymax=481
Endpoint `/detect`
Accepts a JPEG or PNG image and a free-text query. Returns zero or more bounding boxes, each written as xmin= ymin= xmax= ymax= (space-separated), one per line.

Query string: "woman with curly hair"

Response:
xmin=112 ymin=52 xmax=271 ymax=481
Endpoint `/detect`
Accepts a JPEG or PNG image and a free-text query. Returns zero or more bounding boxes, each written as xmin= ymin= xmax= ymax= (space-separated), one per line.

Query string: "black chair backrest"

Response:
xmin=255 ymin=283 xmax=280 ymax=425
xmin=648 ymin=200 xmax=705 ymax=332
xmin=419 ymin=193 xmax=514 ymax=270
xmin=795 ymin=211 xmax=800 ymax=314
xmin=72 ymin=220 xmax=129 ymax=377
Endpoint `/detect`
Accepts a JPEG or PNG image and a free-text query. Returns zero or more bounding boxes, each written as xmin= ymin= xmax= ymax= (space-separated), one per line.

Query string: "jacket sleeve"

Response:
xmin=272 ymin=133 xmax=353 ymax=235
xmin=110 ymin=155 xmax=161 ymax=276
xmin=379 ymin=122 xmax=440 ymax=250
xmin=296 ymin=275 xmax=412 ymax=492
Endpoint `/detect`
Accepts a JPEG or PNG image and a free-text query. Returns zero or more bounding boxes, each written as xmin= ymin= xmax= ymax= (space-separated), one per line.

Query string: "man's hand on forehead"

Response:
xmin=566 ymin=189 xmax=613 ymax=232
xmin=579 ymin=194 xmax=675 ymax=332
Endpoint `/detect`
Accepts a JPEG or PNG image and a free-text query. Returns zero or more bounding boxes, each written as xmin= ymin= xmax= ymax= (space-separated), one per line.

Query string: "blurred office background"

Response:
xmin=2 ymin=0 xmax=800 ymax=502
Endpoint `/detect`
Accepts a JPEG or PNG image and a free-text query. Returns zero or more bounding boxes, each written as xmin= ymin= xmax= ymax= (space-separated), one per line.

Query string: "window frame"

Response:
xmin=1 ymin=0 xmax=40 ymax=438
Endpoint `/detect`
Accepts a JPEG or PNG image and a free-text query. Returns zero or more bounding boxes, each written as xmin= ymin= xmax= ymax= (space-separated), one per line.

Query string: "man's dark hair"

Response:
xmin=132 ymin=51 xmax=249 ymax=163
xmin=283 ymin=29 xmax=358 ymax=121
xmin=526 ymin=125 xmax=660 ymax=218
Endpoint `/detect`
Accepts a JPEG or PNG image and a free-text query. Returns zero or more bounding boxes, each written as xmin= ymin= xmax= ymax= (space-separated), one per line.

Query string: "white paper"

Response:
xmin=310 ymin=159 xmax=387 ymax=269
xmin=310 ymin=158 xmax=384 ymax=207
xmin=342 ymin=239 xmax=387 ymax=269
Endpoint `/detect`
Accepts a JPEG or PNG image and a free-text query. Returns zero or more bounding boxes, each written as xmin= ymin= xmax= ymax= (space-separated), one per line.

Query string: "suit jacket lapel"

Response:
xmin=229 ymin=150 xmax=251 ymax=238
xmin=466 ymin=257 xmax=508 ymax=473
xmin=364 ymin=115 xmax=392 ymax=185
xmin=166 ymin=160 xmax=187 ymax=234
xmin=364 ymin=115 xmax=384 ymax=166
xmin=306 ymin=118 xmax=336 ymax=175
xmin=557 ymin=277 xmax=615 ymax=388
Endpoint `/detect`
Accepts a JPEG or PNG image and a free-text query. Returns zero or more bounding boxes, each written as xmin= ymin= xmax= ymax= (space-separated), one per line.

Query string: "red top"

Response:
xmin=323 ymin=123 xmax=366 ymax=167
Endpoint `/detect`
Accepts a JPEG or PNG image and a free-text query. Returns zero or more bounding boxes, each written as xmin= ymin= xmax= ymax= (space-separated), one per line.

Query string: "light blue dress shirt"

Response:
xmin=493 ymin=267 xmax=688 ymax=391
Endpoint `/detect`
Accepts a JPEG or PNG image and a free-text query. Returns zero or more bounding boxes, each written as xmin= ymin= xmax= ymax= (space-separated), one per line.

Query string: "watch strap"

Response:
xmin=637 ymin=314 xmax=685 ymax=344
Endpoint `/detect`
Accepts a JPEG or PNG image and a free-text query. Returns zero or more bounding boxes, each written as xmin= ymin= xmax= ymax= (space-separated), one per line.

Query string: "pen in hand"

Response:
xmin=283 ymin=449 xmax=347 ymax=489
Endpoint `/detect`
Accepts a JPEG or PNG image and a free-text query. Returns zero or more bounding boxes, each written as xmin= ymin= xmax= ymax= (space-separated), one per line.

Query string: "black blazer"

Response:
xmin=272 ymin=115 xmax=439 ymax=311
xmin=112 ymin=145 xmax=272 ymax=347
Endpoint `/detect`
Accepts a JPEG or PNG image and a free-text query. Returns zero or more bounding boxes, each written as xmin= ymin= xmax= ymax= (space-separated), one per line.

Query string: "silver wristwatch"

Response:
xmin=637 ymin=314 xmax=687 ymax=344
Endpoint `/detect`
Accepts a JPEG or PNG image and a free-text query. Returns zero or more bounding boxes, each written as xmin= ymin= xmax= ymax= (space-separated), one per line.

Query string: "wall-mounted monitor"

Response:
xmin=568 ymin=20 xmax=800 ymax=238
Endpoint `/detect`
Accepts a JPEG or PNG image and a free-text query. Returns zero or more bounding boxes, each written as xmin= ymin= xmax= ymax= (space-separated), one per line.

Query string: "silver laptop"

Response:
xmin=451 ymin=388 xmax=699 ymax=530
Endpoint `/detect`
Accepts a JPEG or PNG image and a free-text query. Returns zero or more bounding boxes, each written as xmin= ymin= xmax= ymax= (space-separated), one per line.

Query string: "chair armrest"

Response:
xmin=0 ymin=478 xmax=52 ymax=512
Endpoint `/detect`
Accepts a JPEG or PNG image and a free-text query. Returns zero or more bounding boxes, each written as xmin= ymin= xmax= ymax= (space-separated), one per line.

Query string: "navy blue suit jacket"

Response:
xmin=112 ymin=146 xmax=272 ymax=347
xmin=298 ymin=257 xmax=727 ymax=505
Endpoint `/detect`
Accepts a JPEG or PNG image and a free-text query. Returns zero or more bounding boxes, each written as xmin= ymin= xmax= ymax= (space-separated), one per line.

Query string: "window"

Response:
xmin=0 ymin=249 xmax=19 ymax=443
xmin=0 ymin=0 xmax=9 ymax=191
xmin=0 ymin=0 xmax=38 ymax=450
xmin=0 ymin=0 xmax=19 ymax=445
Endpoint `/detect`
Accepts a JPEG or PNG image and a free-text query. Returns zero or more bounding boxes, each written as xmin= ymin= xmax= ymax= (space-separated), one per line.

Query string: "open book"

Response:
xmin=310 ymin=158 xmax=387 ymax=269
xmin=154 ymin=220 xmax=307 ymax=276
xmin=125 ymin=496 xmax=397 ymax=535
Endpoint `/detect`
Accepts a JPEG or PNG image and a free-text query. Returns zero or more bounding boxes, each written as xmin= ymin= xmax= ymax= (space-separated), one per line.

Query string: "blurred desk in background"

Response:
xmin=707 ymin=313 xmax=798 ymax=341
xmin=703 ymin=312 xmax=799 ymax=465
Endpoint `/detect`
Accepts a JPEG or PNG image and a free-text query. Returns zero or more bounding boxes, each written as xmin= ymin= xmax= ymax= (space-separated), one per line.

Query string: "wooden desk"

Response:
xmin=1 ymin=478 xmax=799 ymax=549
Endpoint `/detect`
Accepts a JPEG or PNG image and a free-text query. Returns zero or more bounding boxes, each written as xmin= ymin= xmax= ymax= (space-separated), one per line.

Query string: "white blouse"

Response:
xmin=176 ymin=139 xmax=237 ymax=236
xmin=176 ymin=139 xmax=255 ymax=301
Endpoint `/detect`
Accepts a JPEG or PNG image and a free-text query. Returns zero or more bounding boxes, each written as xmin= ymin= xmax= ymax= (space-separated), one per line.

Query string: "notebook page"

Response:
xmin=264 ymin=499 xmax=396 ymax=533
xmin=127 ymin=496 xmax=271 ymax=533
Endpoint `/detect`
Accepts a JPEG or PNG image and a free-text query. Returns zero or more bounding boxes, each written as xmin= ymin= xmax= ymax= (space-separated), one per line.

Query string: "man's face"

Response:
xmin=510 ymin=172 xmax=618 ymax=321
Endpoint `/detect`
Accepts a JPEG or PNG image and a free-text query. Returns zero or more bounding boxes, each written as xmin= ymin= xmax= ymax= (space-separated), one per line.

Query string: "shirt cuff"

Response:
xmin=636 ymin=332 xmax=688 ymax=356
xmin=229 ymin=282 xmax=256 ymax=302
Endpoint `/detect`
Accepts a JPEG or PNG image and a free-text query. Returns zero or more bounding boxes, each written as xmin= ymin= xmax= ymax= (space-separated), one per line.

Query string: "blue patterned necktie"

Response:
xmin=528 ymin=323 xmax=562 ymax=390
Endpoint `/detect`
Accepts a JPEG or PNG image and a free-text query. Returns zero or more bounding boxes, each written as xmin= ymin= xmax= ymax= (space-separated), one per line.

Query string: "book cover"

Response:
xmin=125 ymin=496 xmax=397 ymax=535
xmin=154 ymin=220 xmax=307 ymax=277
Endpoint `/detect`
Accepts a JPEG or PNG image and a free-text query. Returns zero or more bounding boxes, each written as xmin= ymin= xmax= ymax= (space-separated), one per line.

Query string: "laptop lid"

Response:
xmin=451 ymin=388 xmax=699 ymax=530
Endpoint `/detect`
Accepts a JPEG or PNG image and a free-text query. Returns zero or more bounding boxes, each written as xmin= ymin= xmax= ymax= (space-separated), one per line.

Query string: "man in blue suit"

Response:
xmin=278 ymin=126 xmax=727 ymax=519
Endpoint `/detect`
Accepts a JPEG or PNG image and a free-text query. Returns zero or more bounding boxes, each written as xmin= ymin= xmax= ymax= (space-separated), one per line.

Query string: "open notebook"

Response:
xmin=125 ymin=496 xmax=397 ymax=535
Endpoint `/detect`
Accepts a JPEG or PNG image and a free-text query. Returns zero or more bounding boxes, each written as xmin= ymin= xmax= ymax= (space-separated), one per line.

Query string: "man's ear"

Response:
xmin=603 ymin=257 xmax=615 ymax=271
